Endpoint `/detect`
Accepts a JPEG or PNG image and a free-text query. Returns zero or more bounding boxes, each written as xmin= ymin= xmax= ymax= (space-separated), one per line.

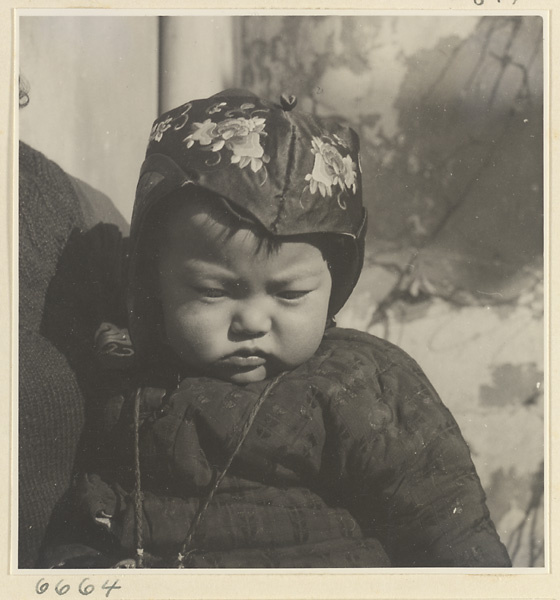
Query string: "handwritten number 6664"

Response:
xmin=35 ymin=578 xmax=121 ymax=597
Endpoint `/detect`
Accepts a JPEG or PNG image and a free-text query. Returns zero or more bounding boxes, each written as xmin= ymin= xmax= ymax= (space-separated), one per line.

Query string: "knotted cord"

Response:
xmin=130 ymin=371 xmax=287 ymax=568
xmin=133 ymin=387 xmax=144 ymax=568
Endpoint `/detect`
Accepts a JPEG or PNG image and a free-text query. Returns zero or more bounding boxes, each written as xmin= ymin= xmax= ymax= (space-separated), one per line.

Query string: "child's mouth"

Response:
xmin=220 ymin=350 xmax=267 ymax=369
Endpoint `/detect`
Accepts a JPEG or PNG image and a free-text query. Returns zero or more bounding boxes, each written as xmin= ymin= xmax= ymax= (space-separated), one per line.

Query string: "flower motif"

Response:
xmin=230 ymin=132 xmax=267 ymax=171
xmin=149 ymin=117 xmax=172 ymax=142
xmin=216 ymin=116 xmax=261 ymax=138
xmin=305 ymin=136 xmax=357 ymax=199
xmin=217 ymin=117 xmax=269 ymax=172
xmin=333 ymin=133 xmax=349 ymax=149
xmin=207 ymin=101 xmax=227 ymax=115
xmin=342 ymin=155 xmax=357 ymax=193
xmin=184 ymin=119 xmax=218 ymax=148
xmin=184 ymin=115 xmax=270 ymax=173
xmin=173 ymin=103 xmax=192 ymax=130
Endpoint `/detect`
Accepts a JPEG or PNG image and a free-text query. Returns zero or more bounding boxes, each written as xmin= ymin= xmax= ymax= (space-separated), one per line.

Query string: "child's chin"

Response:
xmin=226 ymin=366 xmax=269 ymax=384
xmin=203 ymin=361 xmax=286 ymax=384
xmin=206 ymin=364 xmax=271 ymax=384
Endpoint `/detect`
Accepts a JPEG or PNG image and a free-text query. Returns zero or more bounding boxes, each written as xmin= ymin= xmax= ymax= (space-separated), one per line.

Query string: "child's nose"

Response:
xmin=229 ymin=300 xmax=271 ymax=338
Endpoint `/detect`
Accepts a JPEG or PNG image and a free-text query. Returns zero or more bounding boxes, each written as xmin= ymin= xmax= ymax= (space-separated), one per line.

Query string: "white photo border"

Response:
xmin=4 ymin=1 xmax=556 ymax=599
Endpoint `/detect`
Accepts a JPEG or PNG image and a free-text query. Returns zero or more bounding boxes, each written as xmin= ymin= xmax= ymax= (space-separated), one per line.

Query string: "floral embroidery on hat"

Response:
xmin=305 ymin=136 xmax=357 ymax=208
xmin=173 ymin=103 xmax=192 ymax=130
xmin=184 ymin=114 xmax=270 ymax=174
xmin=207 ymin=101 xmax=227 ymax=115
xmin=333 ymin=133 xmax=349 ymax=149
xmin=185 ymin=119 xmax=219 ymax=147
xmin=149 ymin=117 xmax=173 ymax=143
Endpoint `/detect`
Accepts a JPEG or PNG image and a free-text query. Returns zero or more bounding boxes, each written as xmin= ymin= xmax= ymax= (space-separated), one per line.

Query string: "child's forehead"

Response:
xmin=162 ymin=203 xmax=325 ymax=266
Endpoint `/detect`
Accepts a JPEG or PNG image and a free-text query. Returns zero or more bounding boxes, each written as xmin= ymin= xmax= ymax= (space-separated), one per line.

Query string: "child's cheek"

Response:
xmin=174 ymin=302 xmax=229 ymax=351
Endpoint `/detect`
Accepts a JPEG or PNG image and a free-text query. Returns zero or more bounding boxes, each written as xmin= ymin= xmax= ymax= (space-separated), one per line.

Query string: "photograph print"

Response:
xmin=18 ymin=12 xmax=544 ymax=570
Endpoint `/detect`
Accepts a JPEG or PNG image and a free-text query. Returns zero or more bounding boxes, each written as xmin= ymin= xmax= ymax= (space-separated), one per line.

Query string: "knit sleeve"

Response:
xmin=18 ymin=142 xmax=130 ymax=567
xmin=319 ymin=329 xmax=511 ymax=567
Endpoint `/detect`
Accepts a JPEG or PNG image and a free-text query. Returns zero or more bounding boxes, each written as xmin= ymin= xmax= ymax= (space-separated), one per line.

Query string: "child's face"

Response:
xmin=158 ymin=203 xmax=332 ymax=384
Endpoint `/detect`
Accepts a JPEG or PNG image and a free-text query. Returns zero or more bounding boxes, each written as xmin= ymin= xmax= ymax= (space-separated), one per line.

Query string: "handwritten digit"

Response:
xmin=102 ymin=580 xmax=122 ymax=598
xmin=79 ymin=578 xmax=95 ymax=595
xmin=35 ymin=579 xmax=49 ymax=594
xmin=55 ymin=580 xmax=70 ymax=595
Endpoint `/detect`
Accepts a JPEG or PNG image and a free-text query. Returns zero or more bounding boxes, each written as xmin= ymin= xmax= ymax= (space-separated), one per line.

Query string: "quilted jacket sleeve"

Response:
xmin=319 ymin=329 xmax=511 ymax=567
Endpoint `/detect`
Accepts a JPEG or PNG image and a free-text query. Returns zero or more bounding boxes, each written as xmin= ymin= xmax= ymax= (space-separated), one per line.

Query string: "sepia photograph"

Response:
xmin=12 ymin=5 xmax=549 ymax=595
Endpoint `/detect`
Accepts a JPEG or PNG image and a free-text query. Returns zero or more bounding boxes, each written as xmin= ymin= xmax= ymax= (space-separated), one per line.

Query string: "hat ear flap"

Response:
xmin=327 ymin=208 xmax=368 ymax=316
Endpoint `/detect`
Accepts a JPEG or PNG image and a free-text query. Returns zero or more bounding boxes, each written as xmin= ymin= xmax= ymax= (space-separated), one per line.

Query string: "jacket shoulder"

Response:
xmin=321 ymin=326 xmax=425 ymax=375
xmin=316 ymin=327 xmax=448 ymax=434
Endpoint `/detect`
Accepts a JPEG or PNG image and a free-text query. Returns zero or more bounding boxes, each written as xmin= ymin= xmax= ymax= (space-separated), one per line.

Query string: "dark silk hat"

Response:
xmin=134 ymin=89 xmax=365 ymax=235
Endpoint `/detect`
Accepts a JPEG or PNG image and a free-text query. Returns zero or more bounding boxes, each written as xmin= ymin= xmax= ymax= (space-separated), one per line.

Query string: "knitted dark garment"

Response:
xmin=18 ymin=142 xmax=128 ymax=568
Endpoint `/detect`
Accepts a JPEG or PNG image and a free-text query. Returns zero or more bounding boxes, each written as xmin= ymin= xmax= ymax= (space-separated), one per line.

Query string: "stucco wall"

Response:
xmin=19 ymin=16 xmax=159 ymax=221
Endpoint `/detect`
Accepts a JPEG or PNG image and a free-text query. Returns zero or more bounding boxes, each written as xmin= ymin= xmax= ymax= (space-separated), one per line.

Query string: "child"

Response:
xmin=43 ymin=89 xmax=511 ymax=568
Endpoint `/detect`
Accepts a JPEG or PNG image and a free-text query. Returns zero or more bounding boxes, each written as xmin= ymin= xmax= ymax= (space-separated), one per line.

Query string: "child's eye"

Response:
xmin=197 ymin=287 xmax=227 ymax=298
xmin=277 ymin=290 xmax=309 ymax=301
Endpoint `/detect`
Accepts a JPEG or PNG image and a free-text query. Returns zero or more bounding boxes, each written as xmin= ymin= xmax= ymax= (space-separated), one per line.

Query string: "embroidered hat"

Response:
xmin=128 ymin=89 xmax=367 ymax=368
